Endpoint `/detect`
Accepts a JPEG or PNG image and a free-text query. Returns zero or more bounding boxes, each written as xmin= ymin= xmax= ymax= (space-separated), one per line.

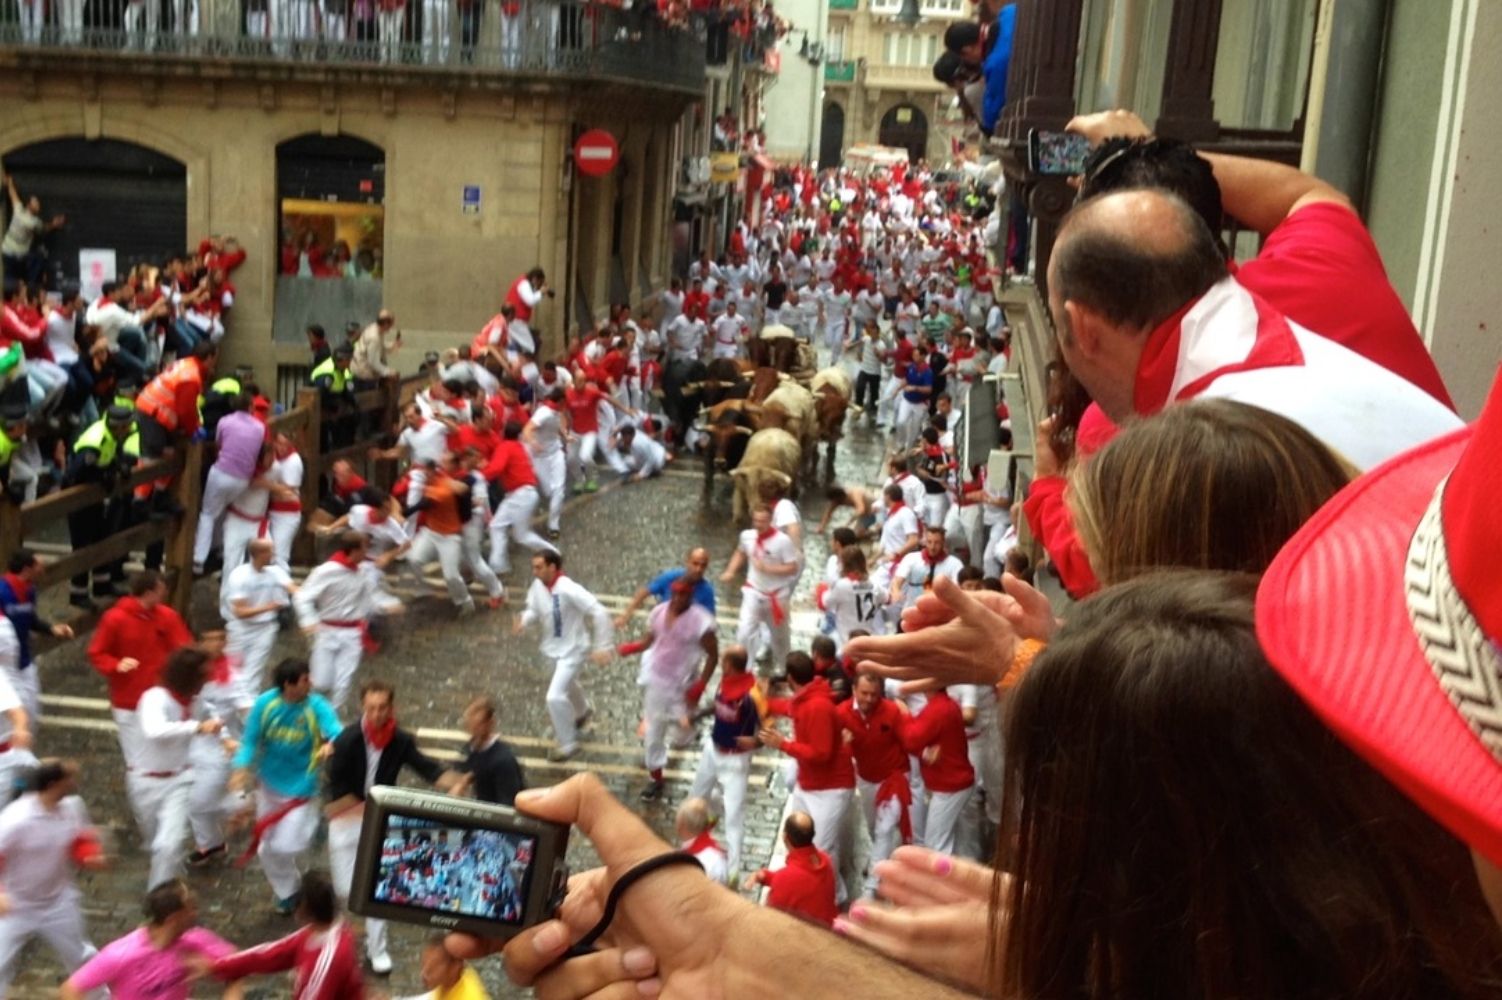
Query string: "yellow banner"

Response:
xmin=710 ymin=152 xmax=741 ymax=183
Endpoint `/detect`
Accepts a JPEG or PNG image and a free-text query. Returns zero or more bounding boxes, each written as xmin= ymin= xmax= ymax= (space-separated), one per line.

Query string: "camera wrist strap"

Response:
xmin=565 ymin=850 xmax=704 ymax=958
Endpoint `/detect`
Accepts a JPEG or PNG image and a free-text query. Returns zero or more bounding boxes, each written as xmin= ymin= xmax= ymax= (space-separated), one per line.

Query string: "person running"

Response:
xmin=203 ymin=870 xmax=364 ymax=997
xmin=687 ymin=645 xmax=765 ymax=881
xmin=838 ymin=672 xmax=911 ymax=896
xmin=614 ymin=548 xmax=715 ymax=628
xmin=61 ymin=879 xmax=235 ymax=1000
xmin=0 ymin=759 xmax=105 ymax=993
xmin=513 ymin=550 xmax=613 ymax=762
xmin=230 ymin=659 xmax=342 ymax=913
xmin=720 ymin=506 xmax=800 ymax=671
xmin=523 ymin=388 xmax=568 ymax=541
xmin=220 ymin=537 xmax=294 ymax=705
xmin=483 ymin=420 xmax=559 ymax=578
xmin=294 ymin=531 xmax=387 ymax=712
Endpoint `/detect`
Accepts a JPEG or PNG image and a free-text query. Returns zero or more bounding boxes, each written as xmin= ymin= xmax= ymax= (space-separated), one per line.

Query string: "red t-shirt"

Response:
xmin=449 ymin=423 xmax=499 ymax=460
xmin=762 ymin=846 xmax=838 ymax=927
xmin=564 ymin=385 xmax=607 ymax=435
xmin=899 ymin=690 xmax=975 ymax=793
xmin=836 ymin=698 xmax=907 ymax=784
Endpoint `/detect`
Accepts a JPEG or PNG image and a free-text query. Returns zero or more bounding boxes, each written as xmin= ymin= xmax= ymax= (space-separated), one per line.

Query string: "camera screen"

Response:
xmin=370 ymin=813 xmax=537 ymax=925
xmin=1034 ymin=131 xmax=1090 ymax=176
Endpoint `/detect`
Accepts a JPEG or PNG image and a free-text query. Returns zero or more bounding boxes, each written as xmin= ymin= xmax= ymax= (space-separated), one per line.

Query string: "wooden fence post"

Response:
xmin=374 ymin=374 xmax=402 ymax=491
xmin=293 ymin=387 xmax=322 ymax=566
xmin=166 ymin=443 xmax=204 ymax=614
xmin=0 ymin=499 xmax=19 ymax=576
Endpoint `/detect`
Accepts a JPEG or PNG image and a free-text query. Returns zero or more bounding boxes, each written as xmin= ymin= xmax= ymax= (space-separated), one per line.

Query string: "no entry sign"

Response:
xmin=574 ymin=129 xmax=620 ymax=177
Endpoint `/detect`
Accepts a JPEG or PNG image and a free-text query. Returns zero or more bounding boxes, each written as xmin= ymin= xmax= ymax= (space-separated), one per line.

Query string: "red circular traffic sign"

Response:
xmin=574 ymin=129 xmax=620 ymax=177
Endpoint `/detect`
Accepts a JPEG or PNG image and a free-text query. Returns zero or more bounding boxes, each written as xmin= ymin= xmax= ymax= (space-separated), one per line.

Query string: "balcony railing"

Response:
xmin=824 ymin=59 xmax=856 ymax=82
xmin=0 ymin=0 xmax=707 ymax=92
xmin=865 ymin=62 xmax=944 ymax=90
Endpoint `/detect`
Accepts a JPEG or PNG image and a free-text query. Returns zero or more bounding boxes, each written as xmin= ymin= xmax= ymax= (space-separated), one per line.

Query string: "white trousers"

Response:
xmin=329 ymin=811 xmax=390 ymax=959
xmin=567 ymin=431 xmax=601 ymax=484
xmin=256 ymin=786 xmax=318 ymax=899
xmin=0 ymin=886 xmax=95 ymax=993
xmin=2 ymin=662 xmax=39 ymax=731
xmin=421 ymin=0 xmax=448 ymax=62
xmin=894 ymin=398 xmax=927 ymax=451
xmin=498 ymin=10 xmax=520 ymax=65
xmin=321 ymin=4 xmax=346 ymax=38
xmin=642 ymin=679 xmax=690 ymax=773
xmin=189 ymin=734 xmax=243 ymax=851
xmin=688 ymin=740 xmax=753 ymax=874
xmin=921 ymin=786 xmax=973 ymax=855
xmin=123 ymin=0 xmax=160 ymax=46
xmin=982 ymin=519 xmax=1011 ymax=579
xmin=378 ymin=4 xmax=405 ymax=61
xmin=194 ymin=466 xmax=250 ymax=569
xmin=788 ymin=785 xmax=853 ymax=880
xmin=533 ymin=452 xmax=566 ymax=532
xmin=856 ymin=776 xmax=904 ymax=894
xmin=923 ymin=493 xmax=950 ymax=531
xmin=876 ymin=374 xmax=899 ymax=426
xmin=57 ymin=0 xmax=84 ymax=42
xmin=408 ymin=528 xmax=473 ymax=609
xmin=736 ymin=586 xmax=791 ymax=671
xmin=943 ymin=504 xmax=985 ymax=569
xmin=310 ymin=624 xmax=364 ymax=712
xmin=227 ymin=620 xmax=279 ymax=706
xmin=545 ymin=653 xmax=588 ymax=752
xmin=129 ymin=769 xmax=194 ymax=888
xmin=113 ymin=707 xmax=144 ymax=770
xmin=461 ymin=522 xmax=504 ymax=599
xmin=269 ymin=511 xmax=301 ymax=569
xmin=488 ymin=485 xmax=556 ymax=573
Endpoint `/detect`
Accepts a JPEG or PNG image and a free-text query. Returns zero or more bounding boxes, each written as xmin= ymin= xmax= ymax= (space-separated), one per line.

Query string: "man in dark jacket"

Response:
xmin=458 ymin=695 xmax=525 ymax=806
xmin=325 ymin=679 xmax=463 ymax=976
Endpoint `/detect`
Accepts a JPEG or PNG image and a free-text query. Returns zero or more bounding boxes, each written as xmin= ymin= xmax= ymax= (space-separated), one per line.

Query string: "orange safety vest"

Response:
xmin=470 ymin=314 xmax=507 ymax=361
xmin=136 ymin=358 xmax=202 ymax=431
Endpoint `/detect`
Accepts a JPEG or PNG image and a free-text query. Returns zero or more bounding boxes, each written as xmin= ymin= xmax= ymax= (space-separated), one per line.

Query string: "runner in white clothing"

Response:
xmin=825 ymin=548 xmax=886 ymax=647
xmin=220 ymin=539 xmax=295 ymax=705
xmin=524 ymin=392 xmax=568 ymax=540
xmin=709 ymin=304 xmax=749 ymax=360
xmin=871 ymin=482 xmax=922 ymax=599
xmin=134 ymin=648 xmax=223 ymax=888
xmin=264 ymin=435 xmax=305 ymax=569
xmin=889 ymin=526 xmax=965 ymax=613
xmin=513 ymin=551 xmax=613 ymax=761
xmin=719 ymin=507 xmax=800 ymax=671
xmin=0 ymin=632 xmax=31 ymax=806
xmin=293 ymin=532 xmax=387 ymax=712
xmin=623 ymin=580 xmax=718 ymax=801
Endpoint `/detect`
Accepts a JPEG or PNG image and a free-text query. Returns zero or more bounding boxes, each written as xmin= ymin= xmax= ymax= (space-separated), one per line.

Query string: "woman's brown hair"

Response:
xmin=992 ymin=571 xmax=1502 ymax=999
xmin=1068 ymin=399 xmax=1355 ymax=586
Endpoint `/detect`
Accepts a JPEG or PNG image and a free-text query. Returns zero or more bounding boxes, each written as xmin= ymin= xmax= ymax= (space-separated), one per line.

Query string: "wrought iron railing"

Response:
xmin=0 ymin=0 xmax=707 ymax=92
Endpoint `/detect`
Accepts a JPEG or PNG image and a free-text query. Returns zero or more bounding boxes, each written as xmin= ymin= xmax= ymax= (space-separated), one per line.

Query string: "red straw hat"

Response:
xmin=1257 ymin=366 xmax=1502 ymax=864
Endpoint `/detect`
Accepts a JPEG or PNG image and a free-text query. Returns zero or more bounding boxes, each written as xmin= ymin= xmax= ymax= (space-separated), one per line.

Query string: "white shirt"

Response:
xmin=0 ymin=633 xmax=18 ymax=743
xmin=686 ymin=838 xmax=729 ymax=886
xmin=645 ymin=602 xmax=715 ymax=688
xmin=666 ymin=315 xmax=706 ymax=361
xmin=659 ymin=290 xmax=685 ymax=326
xmin=137 ymin=686 xmax=199 ymax=772
xmin=855 ymin=334 xmax=886 ymax=376
xmin=83 ymin=298 xmax=142 ymax=348
xmin=891 ymin=551 xmax=964 ymax=609
xmin=879 ymin=505 xmax=920 ymax=559
xmin=887 ymin=473 xmax=926 ymax=512
xmin=268 ymin=451 xmax=305 ymax=501
xmin=0 ymin=793 xmax=92 ymax=904
xmin=894 ymin=302 xmax=920 ymax=336
xmin=221 ymin=562 xmax=293 ymax=627
xmin=621 ymin=435 xmax=666 ymax=477
xmin=738 ymin=528 xmax=800 ymax=594
xmin=710 ymin=314 xmax=748 ymax=356
xmin=772 ymin=498 xmax=802 ymax=548
xmin=295 ymin=558 xmax=380 ymax=628
xmin=521 ymin=575 xmax=613 ymax=660
xmin=44 ymin=309 xmax=79 ymax=366
xmin=398 ymin=420 xmax=449 ymax=467
xmin=526 ymin=404 xmax=565 ymax=457
xmin=853 ymin=289 xmax=884 ymax=325
xmin=827 ymin=576 xmax=886 ymax=645
xmin=349 ymin=505 xmax=409 ymax=555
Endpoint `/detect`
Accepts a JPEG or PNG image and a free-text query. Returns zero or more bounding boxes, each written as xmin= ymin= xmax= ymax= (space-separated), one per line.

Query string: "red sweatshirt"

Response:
xmin=87 ymin=596 xmax=194 ymax=709
xmin=482 ymin=439 xmax=538 ymax=491
xmin=900 ymin=691 xmax=975 ymax=794
xmin=212 ymin=922 xmax=363 ymax=999
xmin=767 ymin=677 xmax=856 ymax=791
xmin=836 ymin=698 xmax=907 ymax=784
xmin=1021 ymin=475 xmax=1101 ymax=599
xmin=761 ymin=845 xmax=838 ymax=927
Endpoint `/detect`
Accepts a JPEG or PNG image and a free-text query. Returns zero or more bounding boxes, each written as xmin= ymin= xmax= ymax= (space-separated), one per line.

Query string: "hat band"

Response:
xmin=1405 ymin=475 xmax=1502 ymax=763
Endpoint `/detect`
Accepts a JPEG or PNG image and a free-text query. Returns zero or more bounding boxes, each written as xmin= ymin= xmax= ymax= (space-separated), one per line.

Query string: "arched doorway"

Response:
xmin=274 ymin=134 xmax=386 ymax=354
xmin=818 ymin=103 xmax=845 ymax=170
xmin=2 ymin=138 xmax=185 ymax=290
xmin=878 ymin=104 xmax=929 ymax=165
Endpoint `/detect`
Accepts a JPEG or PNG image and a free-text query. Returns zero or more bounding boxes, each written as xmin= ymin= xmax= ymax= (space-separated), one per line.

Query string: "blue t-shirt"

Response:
xmin=235 ymin=689 xmax=343 ymax=798
xmin=981 ymin=3 xmax=1017 ymax=134
xmin=0 ymin=577 xmax=42 ymax=669
xmin=903 ymin=366 xmax=935 ymax=404
xmin=647 ymin=568 xmax=716 ymax=614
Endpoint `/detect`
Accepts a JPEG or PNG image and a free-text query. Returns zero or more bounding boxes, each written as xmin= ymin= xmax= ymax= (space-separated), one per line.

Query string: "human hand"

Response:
xmin=52 ymin=623 xmax=74 ymax=639
xmin=718 ymin=571 xmax=734 ymax=584
xmin=589 ymin=649 xmax=612 ymax=667
xmin=845 ymin=575 xmax=1018 ymax=692
xmin=228 ymin=769 xmax=250 ymax=793
xmin=612 ymin=612 xmax=631 ymax=630
xmin=512 ymin=616 xmax=526 ymax=637
xmin=1033 ymin=416 xmax=1062 ymax=479
xmin=11 ymin=729 xmax=31 ymax=751
xmin=733 ymin=735 xmax=759 ymax=751
xmin=833 ymin=897 xmax=991 ymax=993
xmin=757 ymin=727 xmax=783 ymax=750
xmin=921 ymin=745 xmax=940 ymax=765
xmin=449 ymin=774 xmax=746 ymax=998
xmin=743 ymin=869 xmax=764 ymax=890
xmin=903 ymin=571 xmax=1057 ymax=643
xmin=117 ymin=657 xmax=139 ymax=673
xmin=1064 ymin=109 xmax=1151 ymax=148
xmin=198 ymin=719 xmax=224 ymax=735
xmin=316 ymin=741 xmax=335 ymax=761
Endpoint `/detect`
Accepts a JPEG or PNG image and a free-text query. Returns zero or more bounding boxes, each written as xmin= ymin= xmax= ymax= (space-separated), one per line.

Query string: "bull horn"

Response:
xmin=681 ymin=381 xmax=705 ymax=392
xmin=847 ymin=404 xmax=865 ymax=415
xmin=769 ymin=470 xmax=793 ymax=488
xmin=733 ymin=425 xmax=755 ymax=436
xmin=691 ymin=424 xmax=708 ymax=433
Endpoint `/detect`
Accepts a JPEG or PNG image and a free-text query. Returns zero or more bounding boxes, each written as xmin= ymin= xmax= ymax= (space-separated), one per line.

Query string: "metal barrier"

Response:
xmin=0 ymin=0 xmax=708 ymax=92
xmin=0 ymin=371 xmax=425 ymax=614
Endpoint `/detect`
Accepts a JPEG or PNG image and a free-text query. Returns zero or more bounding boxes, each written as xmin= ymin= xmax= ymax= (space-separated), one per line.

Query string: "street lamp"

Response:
xmin=895 ymin=0 xmax=920 ymax=27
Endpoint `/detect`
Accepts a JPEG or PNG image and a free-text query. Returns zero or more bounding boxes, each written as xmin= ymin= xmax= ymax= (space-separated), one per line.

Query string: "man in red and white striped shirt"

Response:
xmin=206 ymin=870 xmax=363 ymax=998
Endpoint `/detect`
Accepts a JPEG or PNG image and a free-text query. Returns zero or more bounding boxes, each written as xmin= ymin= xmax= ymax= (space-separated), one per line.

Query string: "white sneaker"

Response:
xmin=370 ymin=949 xmax=393 ymax=975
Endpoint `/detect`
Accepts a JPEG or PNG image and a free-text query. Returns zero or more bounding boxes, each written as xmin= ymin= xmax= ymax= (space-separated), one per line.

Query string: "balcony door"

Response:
xmin=879 ymin=104 xmax=928 ymax=165
xmin=819 ymin=102 xmax=846 ymax=170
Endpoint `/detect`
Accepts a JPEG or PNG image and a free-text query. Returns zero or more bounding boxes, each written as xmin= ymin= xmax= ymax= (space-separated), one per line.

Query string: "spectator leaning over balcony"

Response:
xmin=85 ymin=280 xmax=162 ymax=383
xmin=2 ymin=176 xmax=63 ymax=290
xmin=351 ymin=308 xmax=401 ymax=388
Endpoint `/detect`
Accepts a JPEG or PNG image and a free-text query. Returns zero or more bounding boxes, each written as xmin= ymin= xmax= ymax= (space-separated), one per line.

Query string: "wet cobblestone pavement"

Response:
xmin=10 ymin=410 xmax=894 ymax=998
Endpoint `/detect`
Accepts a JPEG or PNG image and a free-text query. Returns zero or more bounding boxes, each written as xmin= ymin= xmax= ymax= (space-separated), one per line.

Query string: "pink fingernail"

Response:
xmin=832 ymin=918 xmax=851 ymax=936
xmin=934 ymin=856 xmax=953 ymax=876
xmin=637 ymin=978 xmax=662 ymax=997
xmin=848 ymin=904 xmax=868 ymax=922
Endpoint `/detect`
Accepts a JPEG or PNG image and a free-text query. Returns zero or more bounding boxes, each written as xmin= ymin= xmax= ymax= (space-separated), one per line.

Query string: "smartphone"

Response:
xmin=1027 ymin=129 xmax=1091 ymax=176
xmin=350 ymin=787 xmax=571 ymax=939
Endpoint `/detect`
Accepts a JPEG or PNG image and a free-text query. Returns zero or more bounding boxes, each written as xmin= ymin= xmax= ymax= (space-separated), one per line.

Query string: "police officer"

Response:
xmin=310 ymin=344 xmax=356 ymax=449
xmin=64 ymin=406 xmax=137 ymax=609
xmin=201 ymin=364 xmax=256 ymax=436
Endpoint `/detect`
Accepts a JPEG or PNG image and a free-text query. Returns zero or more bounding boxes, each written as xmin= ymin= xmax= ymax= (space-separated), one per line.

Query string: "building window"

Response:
xmin=826 ymin=23 xmax=846 ymax=62
xmin=870 ymin=0 xmax=900 ymax=15
xmin=919 ymin=0 xmax=962 ymax=16
xmin=882 ymin=31 xmax=937 ymax=66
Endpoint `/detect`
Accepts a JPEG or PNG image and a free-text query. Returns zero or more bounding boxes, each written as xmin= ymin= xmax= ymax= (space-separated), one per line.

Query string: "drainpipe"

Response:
xmin=1302 ymin=0 xmax=1391 ymax=213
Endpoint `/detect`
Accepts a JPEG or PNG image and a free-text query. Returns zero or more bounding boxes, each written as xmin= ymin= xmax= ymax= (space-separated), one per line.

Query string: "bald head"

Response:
xmin=248 ymin=537 xmax=274 ymax=567
xmin=685 ymin=547 xmax=710 ymax=580
xmin=784 ymin=811 xmax=816 ymax=849
xmin=1051 ymin=188 xmax=1226 ymax=332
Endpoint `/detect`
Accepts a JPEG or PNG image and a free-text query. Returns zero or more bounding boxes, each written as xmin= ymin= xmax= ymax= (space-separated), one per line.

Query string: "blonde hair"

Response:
xmin=1067 ymin=399 xmax=1356 ymax=586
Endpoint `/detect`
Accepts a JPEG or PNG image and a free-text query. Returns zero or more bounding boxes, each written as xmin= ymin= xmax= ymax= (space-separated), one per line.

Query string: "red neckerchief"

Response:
xmin=169 ymin=689 xmax=195 ymax=711
xmin=921 ymin=549 xmax=947 ymax=567
xmin=887 ymin=501 xmax=905 ymax=519
xmin=209 ymin=654 xmax=231 ymax=686
xmin=2 ymin=573 xmax=31 ymax=603
xmin=719 ymin=672 xmax=757 ymax=702
xmin=755 ymin=527 xmax=777 ymax=550
xmin=684 ymin=829 xmax=723 ymax=857
xmin=1133 ymin=277 xmax=1303 ymax=414
xmin=329 ymin=551 xmax=361 ymax=571
xmin=544 ymin=573 xmax=566 ymax=593
xmin=363 ymin=715 xmax=397 ymax=751
xmin=923 ymin=444 xmax=945 ymax=461
xmin=542 ymin=398 xmax=562 ymax=411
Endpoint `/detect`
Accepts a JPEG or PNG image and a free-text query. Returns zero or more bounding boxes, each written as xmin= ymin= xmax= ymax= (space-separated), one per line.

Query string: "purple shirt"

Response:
xmin=215 ymin=411 xmax=266 ymax=479
xmin=66 ymin=926 xmax=237 ymax=999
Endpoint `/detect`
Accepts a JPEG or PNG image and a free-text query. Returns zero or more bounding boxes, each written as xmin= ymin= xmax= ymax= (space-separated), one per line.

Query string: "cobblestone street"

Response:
xmin=10 ymin=418 xmax=889 ymax=998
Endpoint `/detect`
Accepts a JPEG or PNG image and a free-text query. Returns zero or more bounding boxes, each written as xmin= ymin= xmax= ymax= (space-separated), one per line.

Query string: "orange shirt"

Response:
xmin=422 ymin=474 xmax=465 ymax=536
